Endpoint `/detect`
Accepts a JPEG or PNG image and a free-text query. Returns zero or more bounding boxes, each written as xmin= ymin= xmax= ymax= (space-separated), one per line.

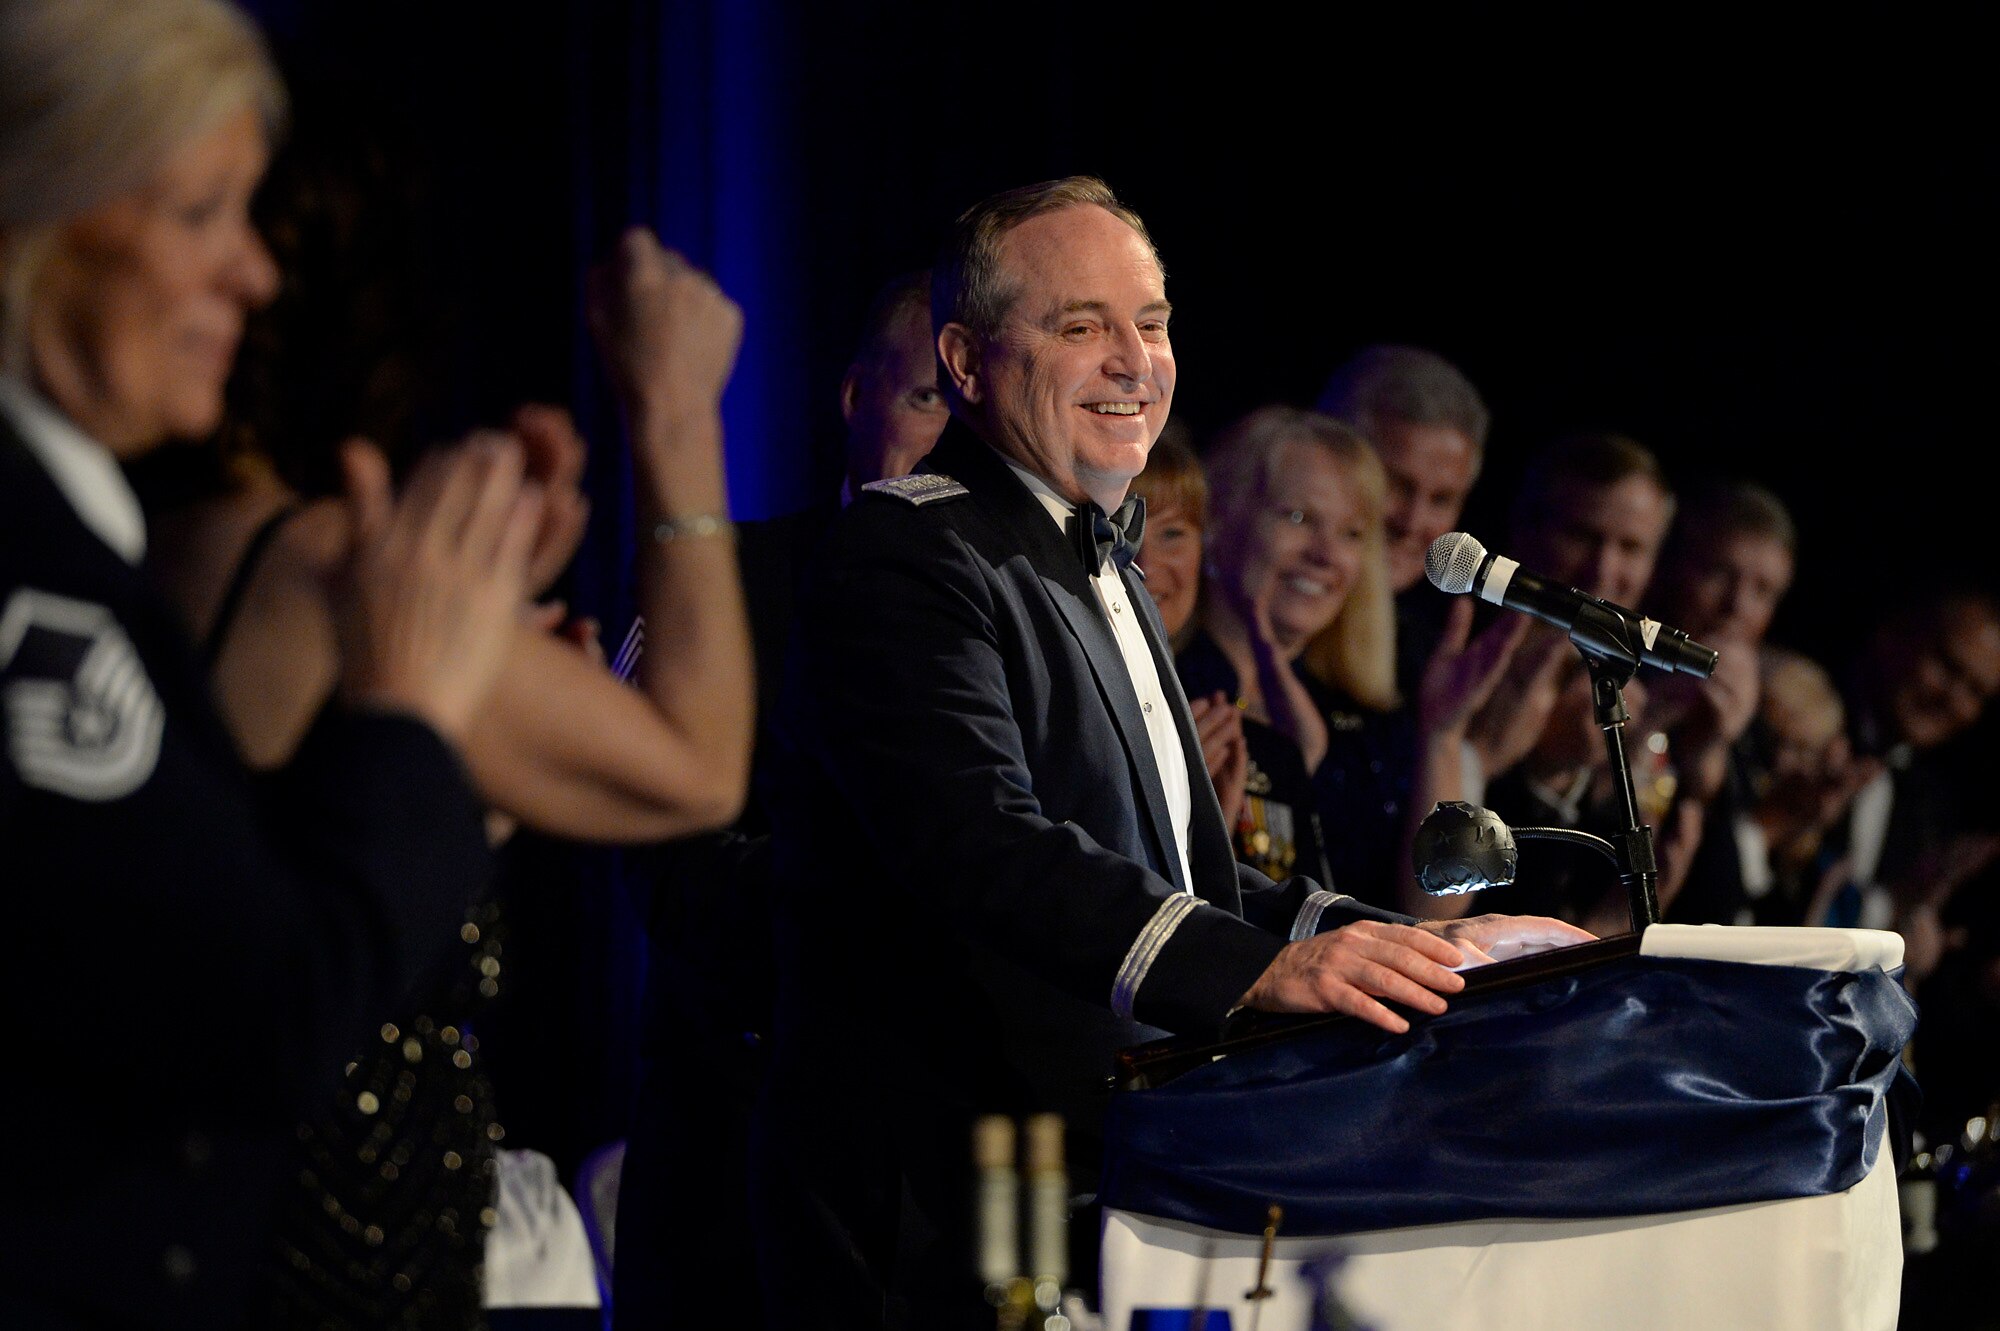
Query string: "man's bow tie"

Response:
xmin=1068 ymin=494 xmax=1147 ymax=577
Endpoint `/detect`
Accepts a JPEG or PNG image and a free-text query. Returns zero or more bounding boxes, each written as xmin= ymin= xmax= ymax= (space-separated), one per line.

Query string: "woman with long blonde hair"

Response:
xmin=1181 ymin=406 xmax=1514 ymax=915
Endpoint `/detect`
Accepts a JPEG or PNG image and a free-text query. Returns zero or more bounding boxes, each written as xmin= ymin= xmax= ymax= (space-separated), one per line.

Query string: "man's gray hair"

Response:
xmin=1317 ymin=345 xmax=1492 ymax=460
xmin=0 ymin=0 xmax=285 ymax=370
xmin=932 ymin=176 xmax=1160 ymax=345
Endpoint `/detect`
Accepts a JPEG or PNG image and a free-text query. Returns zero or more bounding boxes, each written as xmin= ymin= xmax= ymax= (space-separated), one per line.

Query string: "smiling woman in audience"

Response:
xmin=1180 ymin=406 xmax=1515 ymax=915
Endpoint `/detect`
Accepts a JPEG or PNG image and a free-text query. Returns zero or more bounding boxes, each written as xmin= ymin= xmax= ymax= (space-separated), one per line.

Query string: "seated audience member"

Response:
xmin=1130 ymin=429 xmax=1251 ymax=834
xmin=837 ymin=267 xmax=947 ymax=498
xmin=1317 ymin=344 xmax=1491 ymax=691
xmin=0 ymin=0 xmax=544 ymax=1320
xmin=1653 ymin=480 xmax=1796 ymax=649
xmin=738 ymin=268 xmax=946 ymax=742
xmin=1130 ymin=421 xmax=1205 ymax=653
xmin=1827 ymin=589 xmax=2000 ymax=985
xmin=1181 ymin=407 xmax=1514 ymax=914
xmin=1638 ymin=480 xmax=1796 ymax=921
xmin=1506 ymin=431 xmax=1674 ymax=607
xmin=1744 ymin=647 xmax=1880 ymax=927
xmin=139 ymin=127 xmax=754 ymax=1327
xmin=1469 ymin=431 xmax=1676 ymax=787
xmin=1476 ymin=433 xmax=1677 ymax=927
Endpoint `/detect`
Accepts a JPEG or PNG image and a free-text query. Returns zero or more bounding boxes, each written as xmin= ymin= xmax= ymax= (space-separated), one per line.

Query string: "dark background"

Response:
xmin=242 ymin=0 xmax=1998 ymax=666
xmin=235 ymin=0 xmax=1998 ymax=1158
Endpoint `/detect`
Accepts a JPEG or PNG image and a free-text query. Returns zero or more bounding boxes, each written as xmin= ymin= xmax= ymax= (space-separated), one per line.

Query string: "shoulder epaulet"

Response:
xmin=860 ymin=473 xmax=969 ymax=506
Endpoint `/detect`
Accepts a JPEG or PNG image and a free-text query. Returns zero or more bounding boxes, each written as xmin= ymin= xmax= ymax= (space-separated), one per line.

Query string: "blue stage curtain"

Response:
xmin=568 ymin=0 xmax=809 ymax=603
xmin=1101 ymin=957 xmax=1918 ymax=1236
xmin=557 ymin=0 xmax=806 ymax=1156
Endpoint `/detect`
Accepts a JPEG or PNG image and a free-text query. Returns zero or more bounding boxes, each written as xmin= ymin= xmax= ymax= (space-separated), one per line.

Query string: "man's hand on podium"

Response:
xmin=1237 ymin=916 xmax=1596 ymax=1034
xmin=1238 ymin=921 xmax=1465 ymax=1034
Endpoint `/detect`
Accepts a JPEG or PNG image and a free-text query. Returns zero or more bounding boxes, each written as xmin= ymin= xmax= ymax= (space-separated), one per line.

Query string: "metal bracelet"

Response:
xmin=650 ymin=513 xmax=733 ymax=544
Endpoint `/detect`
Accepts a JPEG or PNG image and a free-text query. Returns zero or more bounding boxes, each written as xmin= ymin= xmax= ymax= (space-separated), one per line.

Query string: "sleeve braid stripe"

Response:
xmin=1110 ymin=893 xmax=1202 ymax=1020
xmin=1290 ymin=889 xmax=1354 ymax=942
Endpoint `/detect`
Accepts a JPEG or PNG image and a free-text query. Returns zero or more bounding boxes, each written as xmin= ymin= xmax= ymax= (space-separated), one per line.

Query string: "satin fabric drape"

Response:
xmin=1101 ymin=956 xmax=1916 ymax=1235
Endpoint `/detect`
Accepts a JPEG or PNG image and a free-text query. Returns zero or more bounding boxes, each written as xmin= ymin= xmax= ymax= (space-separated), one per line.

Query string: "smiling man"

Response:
xmin=759 ymin=178 xmax=1586 ymax=1326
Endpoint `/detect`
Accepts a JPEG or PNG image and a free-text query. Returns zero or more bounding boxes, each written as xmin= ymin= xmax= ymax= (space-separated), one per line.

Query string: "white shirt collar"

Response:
xmin=1001 ymin=454 xmax=1079 ymax=535
xmin=0 ymin=375 xmax=147 ymax=564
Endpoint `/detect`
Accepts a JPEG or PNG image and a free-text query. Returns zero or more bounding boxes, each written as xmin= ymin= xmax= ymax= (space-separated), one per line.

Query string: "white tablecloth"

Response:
xmin=1103 ymin=1146 xmax=1898 ymax=1331
xmin=483 ymin=1149 xmax=601 ymax=1310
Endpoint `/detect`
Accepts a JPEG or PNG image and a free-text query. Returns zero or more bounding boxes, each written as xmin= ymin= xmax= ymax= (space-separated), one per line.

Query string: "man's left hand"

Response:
xmin=1416 ymin=913 xmax=1596 ymax=967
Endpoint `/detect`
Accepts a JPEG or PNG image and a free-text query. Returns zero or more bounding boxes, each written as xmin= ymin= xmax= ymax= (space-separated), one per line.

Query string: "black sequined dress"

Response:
xmin=191 ymin=507 xmax=513 ymax=1329
xmin=261 ymin=900 xmax=508 ymax=1330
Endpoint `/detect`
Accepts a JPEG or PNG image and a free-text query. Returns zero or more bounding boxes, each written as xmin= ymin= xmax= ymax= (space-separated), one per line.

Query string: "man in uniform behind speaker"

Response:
xmin=1318 ymin=344 xmax=1490 ymax=695
xmin=757 ymin=176 xmax=1589 ymax=1327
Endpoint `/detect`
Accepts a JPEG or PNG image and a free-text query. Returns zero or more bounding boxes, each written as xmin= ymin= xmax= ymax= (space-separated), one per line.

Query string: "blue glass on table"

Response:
xmin=1127 ymin=1311 xmax=1234 ymax=1330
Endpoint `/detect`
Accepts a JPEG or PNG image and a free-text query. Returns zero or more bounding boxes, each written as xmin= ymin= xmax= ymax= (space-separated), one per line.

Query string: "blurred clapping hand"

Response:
xmin=1189 ymin=691 xmax=1249 ymax=830
xmin=334 ymin=435 xmax=544 ymax=744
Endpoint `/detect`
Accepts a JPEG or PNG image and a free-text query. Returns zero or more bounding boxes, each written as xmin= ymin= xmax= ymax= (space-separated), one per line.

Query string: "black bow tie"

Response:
xmin=1068 ymin=494 xmax=1147 ymax=577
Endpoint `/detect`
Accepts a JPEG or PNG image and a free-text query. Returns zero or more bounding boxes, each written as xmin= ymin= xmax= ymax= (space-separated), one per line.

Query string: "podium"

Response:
xmin=1098 ymin=926 xmax=1914 ymax=1331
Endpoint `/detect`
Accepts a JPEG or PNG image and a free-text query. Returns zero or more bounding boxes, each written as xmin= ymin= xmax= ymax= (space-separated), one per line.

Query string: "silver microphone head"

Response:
xmin=1425 ymin=532 xmax=1486 ymax=595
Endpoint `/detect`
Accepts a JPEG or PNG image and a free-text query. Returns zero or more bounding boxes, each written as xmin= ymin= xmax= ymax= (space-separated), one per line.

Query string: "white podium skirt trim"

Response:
xmin=1100 ymin=1145 xmax=1900 ymax=1331
xmin=1639 ymin=922 xmax=1904 ymax=972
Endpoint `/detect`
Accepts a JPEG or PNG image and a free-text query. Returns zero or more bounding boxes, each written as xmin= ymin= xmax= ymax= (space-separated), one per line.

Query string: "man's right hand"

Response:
xmin=1237 ymin=920 xmax=1470 ymax=1034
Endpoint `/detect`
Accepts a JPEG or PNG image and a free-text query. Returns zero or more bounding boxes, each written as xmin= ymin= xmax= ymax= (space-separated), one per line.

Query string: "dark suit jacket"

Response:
xmin=0 ymin=419 xmax=491 ymax=1328
xmin=760 ymin=421 xmax=1402 ymax=1324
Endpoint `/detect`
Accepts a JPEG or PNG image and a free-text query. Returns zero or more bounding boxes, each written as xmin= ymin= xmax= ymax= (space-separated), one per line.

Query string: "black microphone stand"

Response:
xmin=1564 ymin=601 xmax=1659 ymax=931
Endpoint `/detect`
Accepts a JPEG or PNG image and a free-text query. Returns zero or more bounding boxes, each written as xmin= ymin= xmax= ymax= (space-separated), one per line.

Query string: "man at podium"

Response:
xmin=757 ymin=174 xmax=1588 ymax=1328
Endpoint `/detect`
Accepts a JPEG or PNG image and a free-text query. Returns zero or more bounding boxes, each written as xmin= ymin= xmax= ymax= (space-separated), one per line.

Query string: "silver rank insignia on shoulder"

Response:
xmin=860 ymin=473 xmax=969 ymax=506
xmin=0 ymin=587 xmax=164 ymax=802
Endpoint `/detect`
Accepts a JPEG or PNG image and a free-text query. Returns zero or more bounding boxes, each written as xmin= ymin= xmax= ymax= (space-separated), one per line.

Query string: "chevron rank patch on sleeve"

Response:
xmin=860 ymin=473 xmax=969 ymax=505
xmin=0 ymin=587 xmax=164 ymax=802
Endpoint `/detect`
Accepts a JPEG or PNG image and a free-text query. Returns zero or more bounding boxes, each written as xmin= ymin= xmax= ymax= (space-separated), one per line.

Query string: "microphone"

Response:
xmin=1412 ymin=801 xmax=1518 ymax=895
xmin=1425 ymin=532 xmax=1718 ymax=679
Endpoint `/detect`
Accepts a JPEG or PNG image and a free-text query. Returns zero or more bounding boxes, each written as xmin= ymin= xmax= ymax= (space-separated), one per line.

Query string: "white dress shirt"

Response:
xmin=1006 ymin=460 xmax=1196 ymax=894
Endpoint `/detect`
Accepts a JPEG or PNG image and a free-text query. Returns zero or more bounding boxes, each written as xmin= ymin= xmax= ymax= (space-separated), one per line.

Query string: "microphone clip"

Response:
xmin=1568 ymin=599 xmax=1647 ymax=685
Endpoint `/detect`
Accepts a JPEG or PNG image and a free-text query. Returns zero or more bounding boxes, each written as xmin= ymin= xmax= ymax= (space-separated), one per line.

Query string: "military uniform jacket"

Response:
xmin=0 ymin=417 xmax=492 ymax=1328
xmin=762 ymin=421 xmax=1403 ymax=1319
